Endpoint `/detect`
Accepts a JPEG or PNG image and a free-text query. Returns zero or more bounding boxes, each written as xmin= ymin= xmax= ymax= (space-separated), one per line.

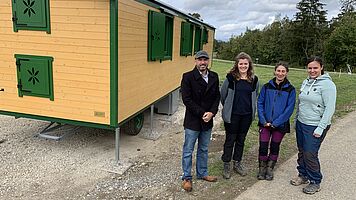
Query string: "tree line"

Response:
xmin=214 ymin=0 xmax=356 ymax=72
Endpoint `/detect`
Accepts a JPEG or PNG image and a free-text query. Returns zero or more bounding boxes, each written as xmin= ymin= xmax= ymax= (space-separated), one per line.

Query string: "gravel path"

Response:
xmin=1 ymin=100 xmax=226 ymax=200
xmin=236 ymin=111 xmax=356 ymax=200
xmin=4 ymin=98 xmax=333 ymax=200
xmin=0 ymin=115 xmax=116 ymax=199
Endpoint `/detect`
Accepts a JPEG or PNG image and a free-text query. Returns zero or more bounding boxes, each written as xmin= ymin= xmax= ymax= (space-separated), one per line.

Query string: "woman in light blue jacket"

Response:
xmin=290 ymin=56 xmax=336 ymax=195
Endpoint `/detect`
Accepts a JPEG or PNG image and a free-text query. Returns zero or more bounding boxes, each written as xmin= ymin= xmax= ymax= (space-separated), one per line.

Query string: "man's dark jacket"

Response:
xmin=181 ymin=67 xmax=220 ymax=131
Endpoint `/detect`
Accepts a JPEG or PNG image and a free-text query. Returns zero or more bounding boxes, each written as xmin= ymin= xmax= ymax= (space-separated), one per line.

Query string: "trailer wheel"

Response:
xmin=122 ymin=113 xmax=144 ymax=135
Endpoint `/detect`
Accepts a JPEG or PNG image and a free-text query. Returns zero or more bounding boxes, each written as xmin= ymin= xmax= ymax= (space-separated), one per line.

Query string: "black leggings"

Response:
xmin=221 ymin=114 xmax=252 ymax=162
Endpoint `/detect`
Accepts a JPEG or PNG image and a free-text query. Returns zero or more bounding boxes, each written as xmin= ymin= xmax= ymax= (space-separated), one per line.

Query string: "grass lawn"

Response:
xmin=202 ymin=59 xmax=356 ymax=199
xmin=211 ymin=59 xmax=356 ymax=118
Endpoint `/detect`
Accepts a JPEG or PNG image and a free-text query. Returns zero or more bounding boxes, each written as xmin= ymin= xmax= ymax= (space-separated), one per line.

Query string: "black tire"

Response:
xmin=121 ymin=113 xmax=144 ymax=135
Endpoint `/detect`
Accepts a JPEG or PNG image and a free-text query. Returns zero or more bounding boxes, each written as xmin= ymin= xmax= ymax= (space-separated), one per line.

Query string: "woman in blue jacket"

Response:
xmin=257 ymin=62 xmax=296 ymax=181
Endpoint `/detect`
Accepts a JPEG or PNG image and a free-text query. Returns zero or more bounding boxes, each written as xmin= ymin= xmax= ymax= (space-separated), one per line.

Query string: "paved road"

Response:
xmin=236 ymin=112 xmax=356 ymax=200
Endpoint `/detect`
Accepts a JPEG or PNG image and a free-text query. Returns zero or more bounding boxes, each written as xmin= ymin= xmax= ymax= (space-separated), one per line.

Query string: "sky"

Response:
xmin=159 ymin=0 xmax=341 ymax=41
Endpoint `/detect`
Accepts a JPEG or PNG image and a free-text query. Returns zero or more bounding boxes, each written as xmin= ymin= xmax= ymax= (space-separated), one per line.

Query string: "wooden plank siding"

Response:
xmin=117 ymin=0 xmax=215 ymax=122
xmin=0 ymin=0 xmax=111 ymax=124
xmin=0 ymin=0 xmax=214 ymax=126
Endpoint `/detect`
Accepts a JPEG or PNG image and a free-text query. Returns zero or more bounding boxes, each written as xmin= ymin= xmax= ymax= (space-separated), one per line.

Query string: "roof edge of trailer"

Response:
xmin=136 ymin=0 xmax=216 ymax=30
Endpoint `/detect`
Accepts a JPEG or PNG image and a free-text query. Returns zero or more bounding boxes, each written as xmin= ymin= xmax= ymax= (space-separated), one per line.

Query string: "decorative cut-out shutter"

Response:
xmin=12 ymin=0 xmax=47 ymax=29
xmin=15 ymin=55 xmax=54 ymax=100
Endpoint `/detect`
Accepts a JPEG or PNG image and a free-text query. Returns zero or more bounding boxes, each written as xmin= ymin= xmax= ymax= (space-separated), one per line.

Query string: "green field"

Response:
xmin=212 ymin=59 xmax=356 ymax=158
xmin=212 ymin=59 xmax=356 ymax=118
xmin=203 ymin=59 xmax=356 ymax=199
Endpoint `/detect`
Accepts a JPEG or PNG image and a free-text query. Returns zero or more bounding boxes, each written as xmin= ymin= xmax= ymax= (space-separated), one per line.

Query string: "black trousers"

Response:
xmin=221 ymin=114 xmax=252 ymax=162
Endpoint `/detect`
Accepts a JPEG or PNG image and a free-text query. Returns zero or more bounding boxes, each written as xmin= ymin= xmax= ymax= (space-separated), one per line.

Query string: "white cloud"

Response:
xmin=219 ymin=23 xmax=245 ymax=31
xmin=182 ymin=0 xmax=244 ymax=11
xmin=159 ymin=0 xmax=343 ymax=41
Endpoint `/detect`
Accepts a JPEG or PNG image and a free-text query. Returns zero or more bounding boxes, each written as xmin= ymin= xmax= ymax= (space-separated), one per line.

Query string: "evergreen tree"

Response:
xmin=213 ymin=0 xmax=356 ymax=70
xmin=330 ymin=0 xmax=356 ymax=31
xmin=340 ymin=0 xmax=356 ymax=13
xmin=292 ymin=0 xmax=328 ymax=65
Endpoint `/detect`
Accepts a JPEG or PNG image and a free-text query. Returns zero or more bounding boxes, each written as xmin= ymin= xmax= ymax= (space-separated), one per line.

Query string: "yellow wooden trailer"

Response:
xmin=0 ymin=0 xmax=215 ymax=144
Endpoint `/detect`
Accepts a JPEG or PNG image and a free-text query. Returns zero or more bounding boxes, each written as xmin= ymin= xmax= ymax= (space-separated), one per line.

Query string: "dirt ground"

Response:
xmin=0 ymin=113 xmax=181 ymax=199
xmin=0 ymin=101 xmax=273 ymax=200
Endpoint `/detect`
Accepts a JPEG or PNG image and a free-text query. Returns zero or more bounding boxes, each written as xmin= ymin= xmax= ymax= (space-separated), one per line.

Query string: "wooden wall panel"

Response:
xmin=0 ymin=0 xmax=110 ymax=125
xmin=0 ymin=0 xmax=215 ymax=125
xmin=117 ymin=0 xmax=215 ymax=122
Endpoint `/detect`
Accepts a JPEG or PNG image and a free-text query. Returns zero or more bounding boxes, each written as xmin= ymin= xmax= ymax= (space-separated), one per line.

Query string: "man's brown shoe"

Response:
xmin=201 ymin=176 xmax=218 ymax=182
xmin=182 ymin=179 xmax=192 ymax=192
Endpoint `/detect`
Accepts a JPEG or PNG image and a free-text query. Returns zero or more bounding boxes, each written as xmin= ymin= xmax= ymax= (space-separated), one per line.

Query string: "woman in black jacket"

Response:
xmin=220 ymin=52 xmax=259 ymax=179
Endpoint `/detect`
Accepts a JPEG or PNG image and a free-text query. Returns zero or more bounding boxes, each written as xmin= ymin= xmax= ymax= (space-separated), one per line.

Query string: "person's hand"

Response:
xmin=264 ymin=123 xmax=271 ymax=127
xmin=313 ymin=132 xmax=321 ymax=138
xmin=202 ymin=112 xmax=214 ymax=122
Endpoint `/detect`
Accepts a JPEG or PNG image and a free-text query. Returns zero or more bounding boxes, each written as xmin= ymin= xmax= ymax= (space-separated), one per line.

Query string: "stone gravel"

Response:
xmin=236 ymin=111 xmax=356 ymax=200
xmin=0 ymin=99 xmax=225 ymax=200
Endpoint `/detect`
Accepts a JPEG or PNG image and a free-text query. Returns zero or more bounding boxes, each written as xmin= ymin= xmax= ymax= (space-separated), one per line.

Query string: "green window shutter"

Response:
xmin=180 ymin=22 xmax=188 ymax=56
xmin=12 ymin=0 xmax=51 ymax=33
xmin=15 ymin=54 xmax=54 ymax=100
xmin=148 ymin=10 xmax=166 ymax=61
xmin=194 ymin=26 xmax=202 ymax=54
xmin=180 ymin=22 xmax=193 ymax=56
xmin=202 ymin=29 xmax=209 ymax=44
xmin=188 ymin=24 xmax=194 ymax=53
xmin=164 ymin=16 xmax=173 ymax=59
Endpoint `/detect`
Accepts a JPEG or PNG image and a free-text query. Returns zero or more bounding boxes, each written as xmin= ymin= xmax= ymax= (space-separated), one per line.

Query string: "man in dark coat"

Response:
xmin=180 ymin=50 xmax=220 ymax=192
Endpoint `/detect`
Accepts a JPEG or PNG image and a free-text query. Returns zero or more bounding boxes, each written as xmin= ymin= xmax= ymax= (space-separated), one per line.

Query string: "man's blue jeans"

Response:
xmin=182 ymin=128 xmax=212 ymax=180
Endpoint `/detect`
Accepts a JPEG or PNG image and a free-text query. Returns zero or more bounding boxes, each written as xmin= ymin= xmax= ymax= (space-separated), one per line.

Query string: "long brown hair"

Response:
xmin=230 ymin=52 xmax=254 ymax=82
